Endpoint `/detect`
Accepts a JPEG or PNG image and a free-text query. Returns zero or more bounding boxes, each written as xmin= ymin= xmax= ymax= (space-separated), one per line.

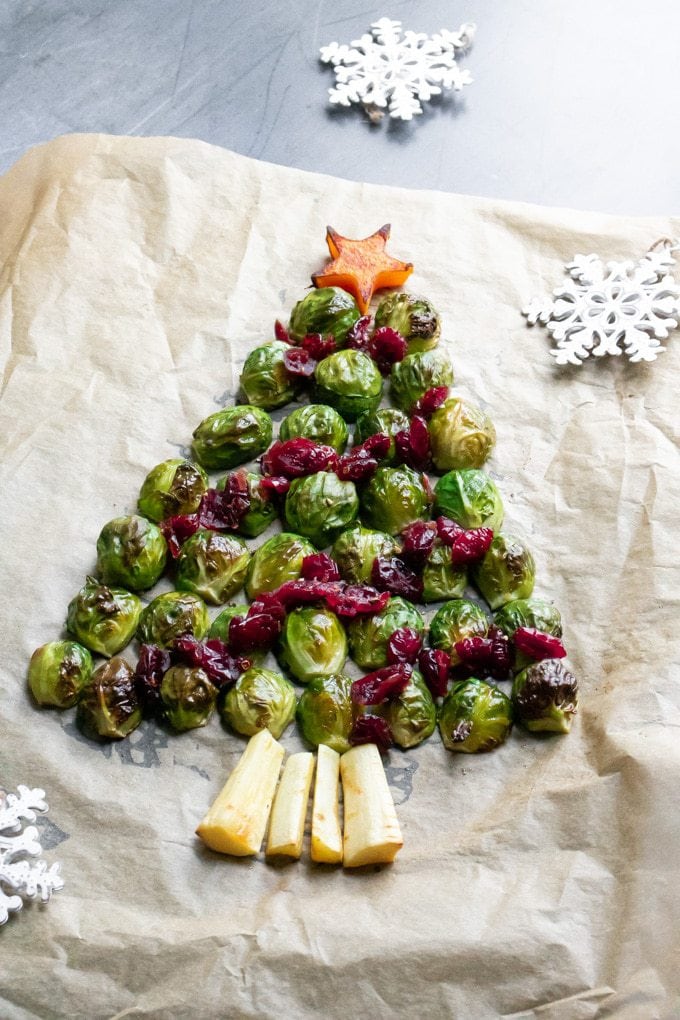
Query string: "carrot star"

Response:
xmin=312 ymin=224 xmax=414 ymax=314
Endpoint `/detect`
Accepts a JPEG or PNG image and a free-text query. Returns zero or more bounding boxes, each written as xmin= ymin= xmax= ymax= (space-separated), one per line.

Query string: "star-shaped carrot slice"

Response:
xmin=312 ymin=224 xmax=413 ymax=314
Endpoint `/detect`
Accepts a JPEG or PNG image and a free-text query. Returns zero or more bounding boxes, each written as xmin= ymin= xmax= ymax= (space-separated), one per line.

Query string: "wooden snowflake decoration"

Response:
xmin=0 ymin=785 xmax=64 ymax=925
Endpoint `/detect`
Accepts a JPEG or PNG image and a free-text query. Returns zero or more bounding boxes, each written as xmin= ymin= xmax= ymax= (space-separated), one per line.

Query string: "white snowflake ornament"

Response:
xmin=320 ymin=18 xmax=475 ymax=122
xmin=523 ymin=248 xmax=680 ymax=365
xmin=0 ymin=785 xmax=64 ymax=925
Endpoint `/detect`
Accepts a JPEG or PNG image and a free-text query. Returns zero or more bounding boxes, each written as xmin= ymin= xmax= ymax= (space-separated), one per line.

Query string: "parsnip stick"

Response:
xmin=340 ymin=743 xmax=403 ymax=867
xmin=311 ymin=744 xmax=342 ymax=864
xmin=266 ymin=752 xmax=315 ymax=858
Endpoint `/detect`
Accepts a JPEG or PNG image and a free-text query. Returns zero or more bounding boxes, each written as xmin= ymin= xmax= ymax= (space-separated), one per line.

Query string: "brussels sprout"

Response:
xmin=374 ymin=291 xmax=441 ymax=353
xmin=472 ymin=533 xmax=536 ymax=610
xmin=288 ymin=287 xmax=360 ymax=345
xmin=434 ymin=469 xmax=504 ymax=532
xmin=176 ymin=530 xmax=249 ymax=605
xmin=279 ymin=404 xmax=349 ymax=453
xmin=160 ymin=665 xmax=217 ymax=732
xmin=216 ymin=471 xmax=277 ymax=538
xmin=67 ymin=577 xmax=142 ymax=657
xmin=208 ymin=603 xmax=249 ymax=641
xmin=284 ymin=472 xmax=359 ymax=548
xmin=422 ymin=543 xmax=467 ymax=603
xmin=428 ymin=398 xmax=496 ymax=473
xmin=494 ymin=598 xmax=563 ymax=673
xmin=76 ymin=656 xmax=141 ymax=740
xmin=385 ymin=671 xmax=436 ymax=748
xmin=137 ymin=591 xmax=209 ymax=647
xmin=245 ymin=532 xmax=317 ymax=599
xmin=331 ymin=525 xmax=399 ymax=584
xmin=361 ymin=465 xmax=430 ymax=535
xmin=354 ymin=407 xmax=410 ymax=464
xmin=429 ymin=598 xmax=489 ymax=665
xmin=296 ymin=673 xmax=354 ymax=753
xmin=96 ymin=515 xmax=167 ymax=592
xmin=221 ymin=667 xmax=296 ymax=738
xmin=239 ymin=341 xmax=298 ymax=410
xmin=28 ymin=640 xmax=93 ymax=709
xmin=348 ymin=597 xmax=424 ymax=669
xmin=439 ymin=678 xmax=513 ymax=752
xmin=389 ymin=349 xmax=454 ymax=412
xmin=138 ymin=459 xmax=208 ymax=523
xmin=314 ymin=350 xmax=383 ymax=422
xmin=512 ymin=659 xmax=578 ymax=734
xmin=191 ymin=405 xmax=273 ymax=471
xmin=278 ymin=606 xmax=347 ymax=683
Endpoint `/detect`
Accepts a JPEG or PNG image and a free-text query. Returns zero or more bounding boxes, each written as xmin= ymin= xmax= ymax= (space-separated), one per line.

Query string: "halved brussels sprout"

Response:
xmin=472 ymin=533 xmax=536 ymax=610
xmin=361 ymin=465 xmax=430 ymax=535
xmin=28 ymin=640 xmax=93 ymax=709
xmin=428 ymin=397 xmax=496 ymax=473
xmin=429 ymin=598 xmax=488 ymax=665
xmin=76 ymin=656 xmax=141 ymax=740
xmin=277 ymin=606 xmax=347 ymax=683
xmin=331 ymin=524 xmax=399 ymax=584
xmin=137 ymin=591 xmax=210 ymax=647
xmin=279 ymin=404 xmax=349 ymax=453
xmin=138 ymin=459 xmax=208 ymax=522
xmin=314 ymin=350 xmax=383 ymax=422
xmin=494 ymin=598 xmax=563 ymax=674
xmin=284 ymin=472 xmax=358 ymax=548
xmin=434 ymin=468 xmax=504 ymax=532
xmin=386 ymin=671 xmax=436 ymax=749
xmin=355 ymin=407 xmax=410 ymax=464
xmin=296 ymin=673 xmax=354 ymax=753
xmin=348 ymin=596 xmax=424 ymax=669
xmin=245 ymin=532 xmax=317 ymax=599
xmin=288 ymin=287 xmax=360 ymax=345
xmin=439 ymin=677 xmax=513 ymax=753
xmin=191 ymin=405 xmax=273 ymax=471
xmin=512 ymin=659 xmax=578 ymax=734
xmin=221 ymin=667 xmax=296 ymax=738
xmin=176 ymin=530 xmax=249 ymax=605
xmin=389 ymin=349 xmax=453 ymax=412
xmin=208 ymin=603 xmax=249 ymax=642
xmin=240 ymin=341 xmax=298 ymax=410
xmin=160 ymin=665 xmax=217 ymax=732
xmin=422 ymin=543 xmax=467 ymax=603
xmin=96 ymin=515 xmax=167 ymax=592
xmin=67 ymin=577 xmax=142 ymax=657
xmin=216 ymin=471 xmax=277 ymax=538
xmin=374 ymin=292 xmax=441 ymax=353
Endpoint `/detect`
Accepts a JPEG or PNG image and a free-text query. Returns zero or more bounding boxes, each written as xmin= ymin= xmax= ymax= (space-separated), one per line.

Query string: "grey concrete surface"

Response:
xmin=2 ymin=0 xmax=679 ymax=214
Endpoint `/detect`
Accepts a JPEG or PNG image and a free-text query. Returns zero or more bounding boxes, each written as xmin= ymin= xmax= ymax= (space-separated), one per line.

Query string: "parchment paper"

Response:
xmin=1 ymin=134 xmax=679 ymax=1020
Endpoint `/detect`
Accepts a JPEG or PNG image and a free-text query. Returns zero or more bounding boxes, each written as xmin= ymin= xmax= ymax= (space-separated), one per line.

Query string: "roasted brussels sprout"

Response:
xmin=76 ymin=656 xmax=142 ymax=740
xmin=374 ymin=291 xmax=441 ymax=353
xmin=296 ymin=673 xmax=354 ymax=753
xmin=221 ymin=667 xmax=296 ymax=738
xmin=422 ymin=543 xmax=467 ymax=603
xmin=389 ymin=349 xmax=453 ymax=412
xmin=160 ymin=665 xmax=217 ymax=732
xmin=386 ymin=671 xmax=437 ymax=748
xmin=138 ymin=459 xmax=208 ymax=522
xmin=245 ymin=532 xmax=317 ymax=599
xmin=429 ymin=599 xmax=489 ymax=665
xmin=314 ymin=350 xmax=383 ymax=422
xmin=176 ymin=530 xmax=249 ymax=605
xmin=28 ymin=640 xmax=93 ymax=709
xmin=279 ymin=404 xmax=349 ymax=453
xmin=493 ymin=597 xmax=562 ymax=638
xmin=208 ymin=603 xmax=249 ymax=641
xmin=191 ymin=405 xmax=273 ymax=471
xmin=331 ymin=524 xmax=399 ymax=584
xmin=512 ymin=659 xmax=578 ymax=734
xmin=278 ymin=606 xmax=347 ymax=683
xmin=472 ymin=533 xmax=536 ymax=610
xmin=239 ymin=341 xmax=298 ymax=410
xmin=361 ymin=465 xmax=430 ymax=535
xmin=137 ymin=591 xmax=210 ymax=647
xmin=96 ymin=515 xmax=167 ymax=592
xmin=428 ymin=397 xmax=496 ymax=473
xmin=434 ymin=468 xmax=504 ymax=532
xmin=67 ymin=577 xmax=142 ymax=657
xmin=216 ymin=471 xmax=277 ymax=538
xmin=284 ymin=472 xmax=358 ymax=548
xmin=348 ymin=597 xmax=424 ymax=669
xmin=439 ymin=678 xmax=513 ymax=752
xmin=355 ymin=407 xmax=410 ymax=463
xmin=288 ymin=286 xmax=360 ymax=345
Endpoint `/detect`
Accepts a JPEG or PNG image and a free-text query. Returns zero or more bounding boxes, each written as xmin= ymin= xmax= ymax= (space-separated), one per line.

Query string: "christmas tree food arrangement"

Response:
xmin=28 ymin=225 xmax=578 ymax=867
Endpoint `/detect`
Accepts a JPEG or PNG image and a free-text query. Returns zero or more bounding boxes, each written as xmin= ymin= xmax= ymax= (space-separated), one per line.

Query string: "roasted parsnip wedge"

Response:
xmin=340 ymin=743 xmax=403 ymax=867
xmin=266 ymin=751 xmax=315 ymax=858
xmin=311 ymin=744 xmax=342 ymax=864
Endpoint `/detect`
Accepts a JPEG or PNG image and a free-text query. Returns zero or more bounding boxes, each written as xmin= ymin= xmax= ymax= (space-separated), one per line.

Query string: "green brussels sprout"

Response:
xmin=160 ymin=665 xmax=217 ymax=732
xmin=422 ymin=543 xmax=467 ymax=603
xmin=361 ymin=465 xmax=430 ymax=535
xmin=279 ymin=404 xmax=349 ymax=453
xmin=494 ymin=598 xmax=563 ymax=673
xmin=137 ymin=591 xmax=209 ymax=647
xmin=245 ymin=532 xmax=317 ymax=599
xmin=191 ymin=404 xmax=273 ymax=471
xmin=138 ymin=459 xmax=208 ymax=522
xmin=239 ymin=341 xmax=298 ymax=410
xmin=355 ymin=407 xmax=410 ymax=464
xmin=472 ymin=533 xmax=536 ymax=610
xmin=76 ymin=656 xmax=142 ymax=740
xmin=434 ymin=469 xmax=504 ymax=532
xmin=512 ymin=659 xmax=578 ymax=734
xmin=96 ymin=515 xmax=167 ymax=592
xmin=208 ymin=603 xmax=248 ymax=641
xmin=221 ymin=667 xmax=296 ymax=738
xmin=331 ymin=525 xmax=399 ymax=584
xmin=278 ymin=606 xmax=347 ymax=683
xmin=296 ymin=673 xmax=354 ymax=753
xmin=216 ymin=471 xmax=277 ymax=538
xmin=389 ymin=349 xmax=454 ymax=412
xmin=429 ymin=598 xmax=489 ymax=665
xmin=288 ymin=287 xmax=360 ymax=345
xmin=28 ymin=640 xmax=93 ymax=708
xmin=348 ymin=597 xmax=424 ymax=669
xmin=439 ymin=678 xmax=513 ymax=752
xmin=374 ymin=291 xmax=441 ymax=353
xmin=314 ymin=350 xmax=383 ymax=422
xmin=67 ymin=577 xmax=142 ymax=657
xmin=284 ymin=472 xmax=358 ymax=548
xmin=386 ymin=671 xmax=436 ymax=748
xmin=428 ymin=398 xmax=496 ymax=473
xmin=176 ymin=530 xmax=249 ymax=605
